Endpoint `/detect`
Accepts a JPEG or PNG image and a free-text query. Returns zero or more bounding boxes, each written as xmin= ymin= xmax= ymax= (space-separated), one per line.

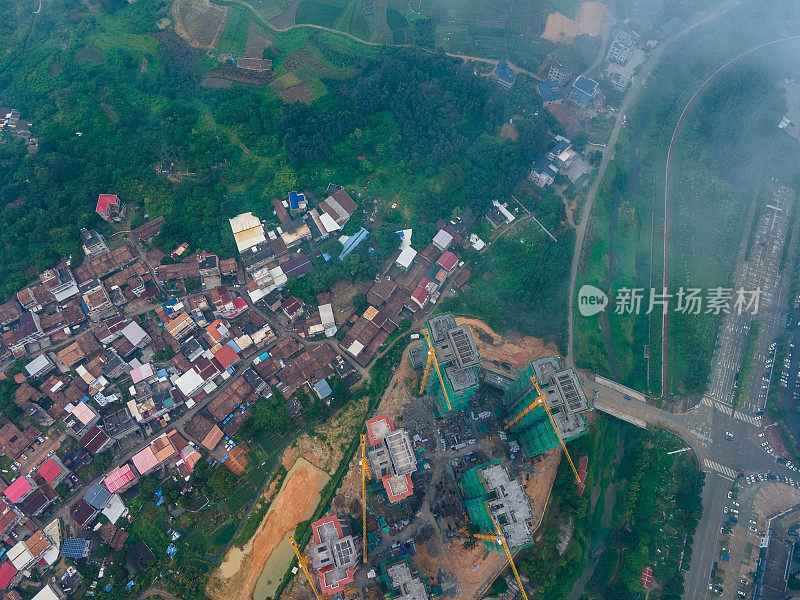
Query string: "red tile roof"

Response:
xmin=213 ymin=345 xmax=239 ymax=370
xmin=4 ymin=477 xmax=31 ymax=503
xmin=436 ymin=250 xmax=458 ymax=271
xmin=0 ymin=561 xmax=16 ymax=589
xmin=37 ymin=459 xmax=63 ymax=484
xmin=96 ymin=194 xmax=118 ymax=213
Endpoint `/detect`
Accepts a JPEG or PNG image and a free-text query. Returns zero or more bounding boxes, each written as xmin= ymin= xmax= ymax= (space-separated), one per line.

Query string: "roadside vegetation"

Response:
xmin=518 ymin=416 xmax=702 ymax=600
xmin=733 ymin=320 xmax=760 ymax=409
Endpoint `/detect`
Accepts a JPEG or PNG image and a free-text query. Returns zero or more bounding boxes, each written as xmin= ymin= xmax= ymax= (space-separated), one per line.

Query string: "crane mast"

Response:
xmin=504 ymin=375 xmax=582 ymax=484
xmin=418 ymin=327 xmax=452 ymax=410
xmin=289 ymin=535 xmax=323 ymax=600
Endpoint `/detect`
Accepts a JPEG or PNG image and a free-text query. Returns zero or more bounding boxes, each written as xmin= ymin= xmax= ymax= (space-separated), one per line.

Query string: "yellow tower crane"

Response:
xmin=419 ymin=328 xmax=452 ymax=410
xmin=504 ymin=374 xmax=582 ymax=484
xmin=467 ymin=516 xmax=530 ymax=600
xmin=361 ymin=433 xmax=369 ymax=564
xmin=289 ymin=535 xmax=323 ymax=600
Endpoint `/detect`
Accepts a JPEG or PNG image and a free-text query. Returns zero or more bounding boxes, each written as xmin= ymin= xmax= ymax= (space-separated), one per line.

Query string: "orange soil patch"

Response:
xmin=206 ymin=458 xmax=329 ymax=600
xmin=455 ymin=317 xmax=558 ymax=373
xmin=541 ymin=2 xmax=609 ymax=42
xmin=414 ymin=533 xmax=508 ymax=600
xmin=522 ymin=448 xmax=562 ymax=529
xmin=500 ymin=123 xmax=519 ymax=140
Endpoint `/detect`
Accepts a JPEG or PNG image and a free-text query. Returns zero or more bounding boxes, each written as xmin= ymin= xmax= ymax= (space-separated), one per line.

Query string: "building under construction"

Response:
xmin=379 ymin=557 xmax=431 ymax=600
xmin=504 ymin=355 xmax=588 ymax=457
xmin=308 ymin=515 xmax=359 ymax=594
xmin=460 ymin=459 xmax=534 ymax=551
xmin=410 ymin=313 xmax=481 ymax=414
xmin=365 ymin=415 xmax=418 ymax=504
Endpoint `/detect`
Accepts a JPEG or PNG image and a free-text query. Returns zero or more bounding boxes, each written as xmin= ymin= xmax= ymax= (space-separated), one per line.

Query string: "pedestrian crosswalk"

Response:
xmin=703 ymin=458 xmax=736 ymax=480
xmin=733 ymin=410 xmax=761 ymax=426
xmin=700 ymin=397 xmax=762 ymax=426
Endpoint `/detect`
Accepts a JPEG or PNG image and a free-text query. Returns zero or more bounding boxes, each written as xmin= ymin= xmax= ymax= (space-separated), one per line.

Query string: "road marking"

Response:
xmin=701 ymin=397 xmax=762 ymax=426
xmin=733 ymin=411 xmax=761 ymax=426
xmin=703 ymin=459 xmax=736 ymax=480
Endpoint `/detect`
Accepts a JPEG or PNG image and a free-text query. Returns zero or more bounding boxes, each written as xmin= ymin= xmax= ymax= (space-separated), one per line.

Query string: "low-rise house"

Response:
xmin=288 ymin=191 xmax=307 ymax=212
xmin=209 ymin=286 xmax=236 ymax=317
xmin=281 ymin=297 xmax=304 ymax=322
xmin=25 ymin=354 xmax=55 ymax=379
xmin=39 ymin=302 xmax=85 ymax=335
xmin=273 ymin=198 xmax=291 ymax=224
xmin=4 ymin=476 xmax=35 ymax=505
xmin=64 ymin=401 xmax=100 ymax=438
xmin=104 ymin=406 xmax=139 ymax=439
xmin=185 ymin=414 xmax=224 ymax=452
xmin=537 ymin=80 xmax=563 ymax=105
xmin=40 ymin=266 xmax=79 ymax=303
xmin=0 ymin=300 xmax=20 ymax=328
xmin=529 ymin=153 xmax=559 ymax=187
xmin=131 ymin=446 xmax=159 ymax=476
xmin=69 ymin=498 xmax=97 ymax=529
xmin=103 ymin=464 xmax=137 ymax=494
xmin=95 ymin=193 xmax=125 ymax=222
xmin=569 ymin=75 xmax=599 ymax=107
xmin=164 ymin=311 xmax=196 ymax=341
xmin=79 ymin=279 xmax=113 ymax=319
xmin=80 ymin=228 xmax=109 ymax=257
xmin=79 ymin=425 xmax=111 ymax=455
xmin=21 ymin=484 xmax=56 ymax=517
xmin=37 ymin=457 xmax=67 ymax=487
xmin=99 ymin=523 xmax=129 ymax=551
xmin=493 ymin=60 xmax=516 ymax=88
xmin=318 ymin=189 xmax=357 ymax=231
xmin=55 ymin=332 xmax=100 ymax=368
xmin=4 ymin=311 xmax=44 ymax=355
xmin=229 ymin=212 xmax=266 ymax=253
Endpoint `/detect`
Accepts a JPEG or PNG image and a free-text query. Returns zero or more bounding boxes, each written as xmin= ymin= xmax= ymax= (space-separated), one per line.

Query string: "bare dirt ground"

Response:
xmin=541 ymin=2 xmax=609 ymax=43
xmin=172 ymin=0 xmax=229 ymax=49
xmin=500 ymin=122 xmax=519 ymax=141
xmin=279 ymin=83 xmax=316 ymax=104
xmin=244 ymin=21 xmax=271 ymax=58
xmin=283 ymin=396 xmax=369 ymax=474
xmin=415 ymin=535 xmax=508 ymax=600
xmin=332 ymin=344 xmax=418 ymax=511
xmin=205 ymin=458 xmax=329 ymax=600
xmin=455 ymin=317 xmax=558 ymax=373
xmin=522 ymin=448 xmax=563 ymax=529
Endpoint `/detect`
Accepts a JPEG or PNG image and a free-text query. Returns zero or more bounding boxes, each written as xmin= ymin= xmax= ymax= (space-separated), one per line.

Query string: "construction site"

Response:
xmin=284 ymin=314 xmax=591 ymax=600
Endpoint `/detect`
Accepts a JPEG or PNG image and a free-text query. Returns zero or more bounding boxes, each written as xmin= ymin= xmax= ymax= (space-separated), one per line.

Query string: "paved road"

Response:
xmin=586 ymin=374 xmax=794 ymax=600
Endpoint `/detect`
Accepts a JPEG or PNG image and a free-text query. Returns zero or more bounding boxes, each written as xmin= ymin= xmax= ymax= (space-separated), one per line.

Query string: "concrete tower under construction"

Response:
xmin=410 ymin=313 xmax=481 ymax=415
xmin=504 ymin=355 xmax=589 ymax=457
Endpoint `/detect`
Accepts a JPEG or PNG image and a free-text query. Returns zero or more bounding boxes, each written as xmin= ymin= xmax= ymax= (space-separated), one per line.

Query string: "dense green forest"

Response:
xmin=0 ymin=0 xmax=558 ymax=304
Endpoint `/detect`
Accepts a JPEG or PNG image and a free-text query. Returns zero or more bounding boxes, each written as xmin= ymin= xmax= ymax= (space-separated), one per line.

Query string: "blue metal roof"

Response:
xmin=537 ymin=80 xmax=562 ymax=103
xmin=572 ymin=76 xmax=598 ymax=95
xmin=288 ymin=191 xmax=305 ymax=210
xmin=62 ymin=538 xmax=90 ymax=559
xmin=339 ymin=227 xmax=369 ymax=261
xmin=85 ymin=482 xmax=111 ymax=509
xmin=494 ymin=61 xmax=515 ymax=85
xmin=314 ymin=378 xmax=332 ymax=399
